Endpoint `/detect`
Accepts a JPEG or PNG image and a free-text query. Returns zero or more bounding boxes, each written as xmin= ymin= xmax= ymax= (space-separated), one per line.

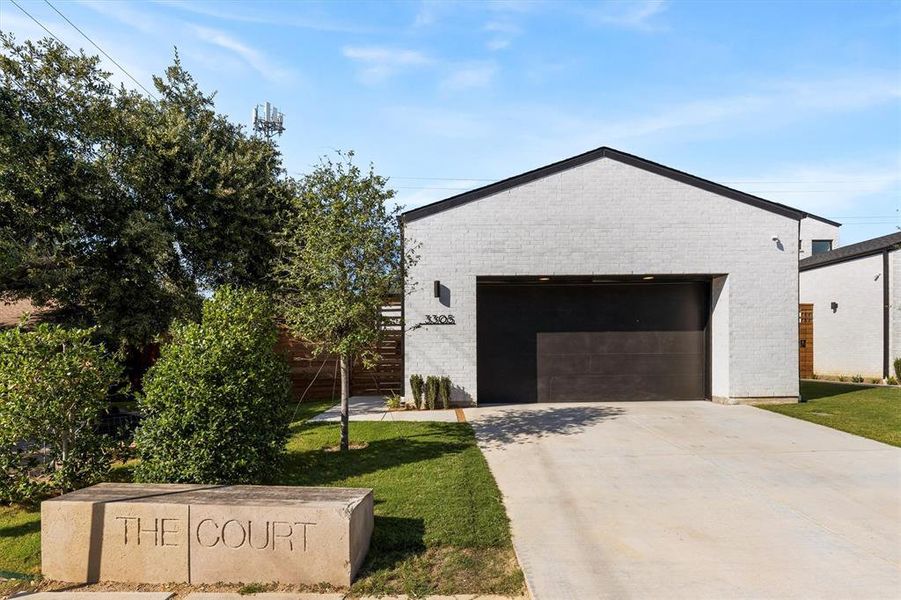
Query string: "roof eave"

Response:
xmin=402 ymin=146 xmax=807 ymax=223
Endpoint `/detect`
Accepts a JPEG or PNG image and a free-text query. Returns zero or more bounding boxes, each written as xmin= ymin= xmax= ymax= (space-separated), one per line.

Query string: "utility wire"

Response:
xmin=42 ymin=0 xmax=158 ymax=100
xmin=9 ymin=0 xmax=70 ymax=49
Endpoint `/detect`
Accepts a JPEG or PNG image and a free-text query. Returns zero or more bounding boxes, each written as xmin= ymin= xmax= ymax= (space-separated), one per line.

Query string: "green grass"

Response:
xmin=760 ymin=381 xmax=901 ymax=446
xmin=0 ymin=397 xmax=522 ymax=596
xmin=0 ymin=505 xmax=41 ymax=580
xmin=278 ymin=420 xmax=522 ymax=596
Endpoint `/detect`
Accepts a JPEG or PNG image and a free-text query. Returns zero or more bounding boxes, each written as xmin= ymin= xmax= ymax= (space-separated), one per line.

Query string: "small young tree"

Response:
xmin=275 ymin=151 xmax=413 ymax=451
xmin=0 ymin=324 xmax=120 ymax=503
xmin=134 ymin=287 xmax=291 ymax=483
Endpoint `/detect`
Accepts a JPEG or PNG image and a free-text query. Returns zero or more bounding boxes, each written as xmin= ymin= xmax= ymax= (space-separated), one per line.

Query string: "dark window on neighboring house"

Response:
xmin=811 ymin=240 xmax=833 ymax=255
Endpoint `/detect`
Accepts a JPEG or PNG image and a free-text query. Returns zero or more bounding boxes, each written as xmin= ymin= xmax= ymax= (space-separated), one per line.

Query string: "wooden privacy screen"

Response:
xmin=799 ymin=303 xmax=813 ymax=379
xmin=277 ymin=298 xmax=403 ymax=401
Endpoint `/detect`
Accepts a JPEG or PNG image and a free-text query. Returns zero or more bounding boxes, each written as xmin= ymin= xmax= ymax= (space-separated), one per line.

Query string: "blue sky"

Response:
xmin=2 ymin=0 xmax=899 ymax=243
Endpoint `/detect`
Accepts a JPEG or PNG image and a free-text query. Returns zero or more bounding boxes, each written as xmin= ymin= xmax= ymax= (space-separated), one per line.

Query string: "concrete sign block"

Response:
xmin=41 ymin=483 xmax=373 ymax=587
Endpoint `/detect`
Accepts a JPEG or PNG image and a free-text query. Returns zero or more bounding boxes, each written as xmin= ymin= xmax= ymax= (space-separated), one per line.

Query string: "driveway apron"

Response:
xmin=466 ymin=401 xmax=901 ymax=600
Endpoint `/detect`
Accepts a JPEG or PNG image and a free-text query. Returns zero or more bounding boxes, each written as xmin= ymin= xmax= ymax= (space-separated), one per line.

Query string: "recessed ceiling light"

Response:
xmin=642 ymin=276 xmax=654 ymax=280
xmin=538 ymin=276 xmax=550 ymax=281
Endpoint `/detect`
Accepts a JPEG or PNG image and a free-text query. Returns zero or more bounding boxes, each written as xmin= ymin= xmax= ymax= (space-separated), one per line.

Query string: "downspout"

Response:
xmin=883 ymin=249 xmax=890 ymax=380
xmin=798 ymin=218 xmax=802 ymax=395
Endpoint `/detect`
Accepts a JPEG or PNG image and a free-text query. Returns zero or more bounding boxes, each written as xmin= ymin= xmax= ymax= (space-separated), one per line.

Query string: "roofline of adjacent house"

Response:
xmin=799 ymin=232 xmax=901 ymax=271
xmin=401 ymin=146 xmax=812 ymax=224
xmin=802 ymin=212 xmax=842 ymax=228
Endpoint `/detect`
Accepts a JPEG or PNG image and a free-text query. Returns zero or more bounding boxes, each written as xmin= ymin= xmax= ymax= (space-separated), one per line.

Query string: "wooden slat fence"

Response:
xmin=277 ymin=298 xmax=404 ymax=401
xmin=799 ymin=303 xmax=813 ymax=379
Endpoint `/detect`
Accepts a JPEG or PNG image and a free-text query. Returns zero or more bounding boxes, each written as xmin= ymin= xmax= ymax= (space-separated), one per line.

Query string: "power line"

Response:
xmin=8 ymin=0 xmax=71 ymax=50
xmin=42 ymin=0 xmax=158 ymax=100
xmin=390 ymin=176 xmax=496 ymax=182
xmin=389 ymin=175 xmax=897 ymax=184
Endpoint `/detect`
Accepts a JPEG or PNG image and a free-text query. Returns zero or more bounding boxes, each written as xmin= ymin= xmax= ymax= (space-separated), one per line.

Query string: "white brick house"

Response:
xmin=799 ymin=232 xmax=901 ymax=379
xmin=402 ymin=147 xmax=814 ymax=406
xmin=799 ymin=215 xmax=841 ymax=258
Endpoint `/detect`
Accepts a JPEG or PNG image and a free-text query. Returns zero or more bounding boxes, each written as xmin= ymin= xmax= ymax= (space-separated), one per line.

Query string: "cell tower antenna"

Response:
xmin=252 ymin=101 xmax=286 ymax=139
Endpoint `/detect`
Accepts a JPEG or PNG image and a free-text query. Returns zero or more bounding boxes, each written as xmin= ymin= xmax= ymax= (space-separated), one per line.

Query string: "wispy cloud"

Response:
xmin=484 ymin=21 xmax=522 ymax=51
xmin=343 ymin=46 xmax=432 ymax=84
xmin=155 ymin=0 xmax=376 ymax=33
xmin=77 ymin=1 xmax=297 ymax=85
xmin=79 ymin=0 xmax=161 ymax=35
xmin=192 ymin=26 xmax=296 ymax=84
xmin=384 ymin=106 xmax=491 ymax=139
xmin=725 ymin=159 xmax=901 ymax=216
xmin=441 ymin=62 xmax=497 ymax=91
xmin=580 ymin=0 xmax=669 ymax=32
xmin=381 ymin=71 xmax=900 ymax=151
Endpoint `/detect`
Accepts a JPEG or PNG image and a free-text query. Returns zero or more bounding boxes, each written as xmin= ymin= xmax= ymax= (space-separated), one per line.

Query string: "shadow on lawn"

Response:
xmin=277 ymin=422 xmax=471 ymax=486
xmin=801 ymin=381 xmax=875 ymax=401
xmin=471 ymin=404 xmax=625 ymax=449
xmin=350 ymin=515 xmax=427 ymax=584
xmin=0 ymin=518 xmax=40 ymax=538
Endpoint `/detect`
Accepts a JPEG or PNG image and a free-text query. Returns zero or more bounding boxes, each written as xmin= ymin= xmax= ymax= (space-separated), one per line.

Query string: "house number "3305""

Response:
xmin=424 ymin=314 xmax=455 ymax=325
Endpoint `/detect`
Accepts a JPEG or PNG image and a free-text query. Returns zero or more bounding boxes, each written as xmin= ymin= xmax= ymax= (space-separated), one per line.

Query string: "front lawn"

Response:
xmin=760 ymin=381 xmax=901 ymax=446
xmin=280 ymin=419 xmax=522 ymax=596
xmin=0 ymin=400 xmax=523 ymax=597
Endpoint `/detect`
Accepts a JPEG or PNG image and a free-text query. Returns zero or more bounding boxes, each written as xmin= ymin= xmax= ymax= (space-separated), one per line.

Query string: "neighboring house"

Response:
xmin=799 ymin=232 xmax=901 ymax=379
xmin=799 ymin=214 xmax=841 ymax=258
xmin=0 ymin=298 xmax=52 ymax=329
xmin=402 ymin=146 xmax=822 ymax=406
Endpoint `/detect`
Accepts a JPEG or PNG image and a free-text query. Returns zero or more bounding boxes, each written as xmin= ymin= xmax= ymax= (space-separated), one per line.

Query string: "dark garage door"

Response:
xmin=476 ymin=280 xmax=709 ymax=403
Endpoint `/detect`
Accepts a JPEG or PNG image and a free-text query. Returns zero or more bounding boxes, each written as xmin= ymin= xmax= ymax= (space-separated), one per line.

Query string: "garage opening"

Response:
xmin=476 ymin=277 xmax=711 ymax=403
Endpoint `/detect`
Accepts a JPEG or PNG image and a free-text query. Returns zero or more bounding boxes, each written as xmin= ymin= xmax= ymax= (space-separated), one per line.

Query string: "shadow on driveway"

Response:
xmin=470 ymin=404 xmax=624 ymax=448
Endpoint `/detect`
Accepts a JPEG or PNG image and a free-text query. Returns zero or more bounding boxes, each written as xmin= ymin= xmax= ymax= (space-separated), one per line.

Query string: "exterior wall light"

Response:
xmin=831 ymin=301 xmax=838 ymax=313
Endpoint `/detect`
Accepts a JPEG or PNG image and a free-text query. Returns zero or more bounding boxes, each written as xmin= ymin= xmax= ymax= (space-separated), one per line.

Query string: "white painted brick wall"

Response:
xmin=892 ymin=251 xmax=900 ymax=377
xmin=800 ymin=253 xmax=886 ymax=378
xmin=799 ymin=218 xmax=840 ymax=258
xmin=404 ymin=158 xmax=800 ymax=404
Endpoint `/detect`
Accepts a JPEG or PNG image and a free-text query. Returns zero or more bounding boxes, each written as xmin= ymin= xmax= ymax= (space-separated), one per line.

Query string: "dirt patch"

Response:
xmin=4 ymin=579 xmax=341 ymax=599
xmin=323 ymin=442 xmax=369 ymax=452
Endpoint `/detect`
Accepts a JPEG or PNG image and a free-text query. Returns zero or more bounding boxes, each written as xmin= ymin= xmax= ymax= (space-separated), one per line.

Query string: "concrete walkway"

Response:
xmin=310 ymin=396 xmax=459 ymax=422
xmin=465 ymin=401 xmax=901 ymax=600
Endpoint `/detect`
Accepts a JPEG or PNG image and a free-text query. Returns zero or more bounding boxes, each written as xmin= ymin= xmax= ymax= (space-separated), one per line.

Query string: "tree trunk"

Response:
xmin=339 ymin=353 xmax=350 ymax=452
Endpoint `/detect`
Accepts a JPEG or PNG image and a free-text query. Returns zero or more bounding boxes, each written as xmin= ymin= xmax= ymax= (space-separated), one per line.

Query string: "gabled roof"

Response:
xmin=803 ymin=213 xmax=842 ymax=228
xmin=800 ymin=231 xmax=901 ymax=271
xmin=402 ymin=146 xmax=816 ymax=223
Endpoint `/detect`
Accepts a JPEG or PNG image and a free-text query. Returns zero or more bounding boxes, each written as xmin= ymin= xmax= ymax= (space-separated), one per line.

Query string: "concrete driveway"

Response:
xmin=465 ymin=401 xmax=901 ymax=600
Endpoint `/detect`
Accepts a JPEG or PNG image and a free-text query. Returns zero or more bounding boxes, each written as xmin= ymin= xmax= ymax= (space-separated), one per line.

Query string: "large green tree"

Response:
xmin=0 ymin=35 xmax=290 ymax=349
xmin=275 ymin=151 xmax=413 ymax=451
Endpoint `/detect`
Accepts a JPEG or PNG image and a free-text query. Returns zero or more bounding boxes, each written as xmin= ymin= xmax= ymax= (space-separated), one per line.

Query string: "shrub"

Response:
xmin=851 ymin=374 xmax=864 ymax=383
xmin=409 ymin=374 xmax=424 ymax=409
xmin=837 ymin=375 xmax=847 ymax=382
xmin=424 ymin=376 xmax=439 ymax=410
xmin=0 ymin=324 xmax=121 ymax=503
xmin=134 ymin=287 xmax=291 ymax=484
xmin=438 ymin=376 xmax=452 ymax=409
xmin=895 ymin=358 xmax=901 ymax=381
xmin=888 ymin=376 xmax=898 ymax=386
xmin=385 ymin=393 xmax=402 ymax=410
